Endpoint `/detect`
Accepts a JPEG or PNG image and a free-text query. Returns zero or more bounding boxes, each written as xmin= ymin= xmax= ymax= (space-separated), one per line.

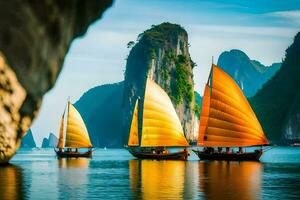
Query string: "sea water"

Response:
xmin=0 ymin=147 xmax=299 ymax=200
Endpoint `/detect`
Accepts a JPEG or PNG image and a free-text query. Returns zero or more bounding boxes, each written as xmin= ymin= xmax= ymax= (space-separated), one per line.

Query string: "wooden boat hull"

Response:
xmin=128 ymin=148 xmax=189 ymax=161
xmin=192 ymin=149 xmax=263 ymax=161
xmin=55 ymin=149 xmax=92 ymax=158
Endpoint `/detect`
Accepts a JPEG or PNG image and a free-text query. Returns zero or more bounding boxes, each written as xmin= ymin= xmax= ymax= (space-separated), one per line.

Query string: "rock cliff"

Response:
xmin=251 ymin=32 xmax=300 ymax=144
xmin=0 ymin=0 xmax=113 ymax=163
xmin=75 ymin=82 xmax=124 ymax=147
xmin=122 ymin=22 xmax=196 ymax=142
xmin=20 ymin=129 xmax=36 ymax=148
xmin=41 ymin=133 xmax=58 ymax=148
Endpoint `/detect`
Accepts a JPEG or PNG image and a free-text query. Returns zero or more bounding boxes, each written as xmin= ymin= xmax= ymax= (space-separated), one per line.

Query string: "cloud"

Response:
xmin=266 ymin=10 xmax=300 ymax=25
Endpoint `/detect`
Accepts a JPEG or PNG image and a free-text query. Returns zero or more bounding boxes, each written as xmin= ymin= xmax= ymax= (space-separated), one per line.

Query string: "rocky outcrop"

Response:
xmin=75 ymin=82 xmax=124 ymax=147
xmin=0 ymin=1 xmax=113 ymax=163
xmin=251 ymin=32 xmax=300 ymax=144
xmin=217 ymin=49 xmax=281 ymax=97
xmin=123 ymin=23 xmax=196 ymax=142
xmin=20 ymin=129 xmax=36 ymax=148
xmin=41 ymin=133 xmax=58 ymax=148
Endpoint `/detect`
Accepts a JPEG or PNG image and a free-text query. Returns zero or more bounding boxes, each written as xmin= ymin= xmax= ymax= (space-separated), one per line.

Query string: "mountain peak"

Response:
xmin=217 ymin=49 xmax=281 ymax=97
xmin=20 ymin=129 xmax=36 ymax=148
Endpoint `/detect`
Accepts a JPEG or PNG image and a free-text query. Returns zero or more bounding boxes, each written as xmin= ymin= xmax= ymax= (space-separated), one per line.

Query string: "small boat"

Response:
xmin=54 ymin=100 xmax=93 ymax=158
xmin=193 ymin=64 xmax=269 ymax=161
xmin=126 ymin=78 xmax=190 ymax=161
xmin=290 ymin=143 xmax=300 ymax=147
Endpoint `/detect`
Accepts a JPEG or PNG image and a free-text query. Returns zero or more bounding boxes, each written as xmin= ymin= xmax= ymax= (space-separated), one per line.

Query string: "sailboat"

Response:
xmin=55 ymin=101 xmax=93 ymax=158
xmin=193 ymin=64 xmax=269 ymax=161
xmin=126 ymin=78 xmax=190 ymax=160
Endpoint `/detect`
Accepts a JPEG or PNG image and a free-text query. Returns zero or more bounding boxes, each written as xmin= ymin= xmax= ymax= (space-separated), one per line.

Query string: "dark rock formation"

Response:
xmin=0 ymin=0 xmax=113 ymax=163
xmin=123 ymin=22 xmax=196 ymax=142
xmin=194 ymin=91 xmax=202 ymax=118
xmin=20 ymin=129 xmax=36 ymax=148
xmin=251 ymin=32 xmax=300 ymax=144
xmin=75 ymin=82 xmax=123 ymax=147
xmin=41 ymin=133 xmax=58 ymax=148
xmin=217 ymin=49 xmax=281 ymax=97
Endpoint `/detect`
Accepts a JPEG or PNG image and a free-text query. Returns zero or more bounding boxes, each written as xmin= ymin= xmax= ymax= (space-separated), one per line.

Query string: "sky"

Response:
xmin=31 ymin=0 xmax=300 ymax=146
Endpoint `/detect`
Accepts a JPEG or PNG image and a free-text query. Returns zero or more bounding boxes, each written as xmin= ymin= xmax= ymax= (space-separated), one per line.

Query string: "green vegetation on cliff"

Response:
xmin=172 ymin=54 xmax=193 ymax=105
xmin=250 ymin=32 xmax=300 ymax=143
xmin=138 ymin=22 xmax=187 ymax=51
xmin=129 ymin=22 xmax=195 ymax=105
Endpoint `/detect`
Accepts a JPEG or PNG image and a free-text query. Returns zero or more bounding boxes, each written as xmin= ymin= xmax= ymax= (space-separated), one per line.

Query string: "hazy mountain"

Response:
xmin=75 ymin=82 xmax=124 ymax=147
xmin=21 ymin=129 xmax=36 ymax=148
xmin=42 ymin=133 xmax=58 ymax=148
xmin=217 ymin=49 xmax=281 ymax=97
xmin=251 ymin=32 xmax=300 ymax=144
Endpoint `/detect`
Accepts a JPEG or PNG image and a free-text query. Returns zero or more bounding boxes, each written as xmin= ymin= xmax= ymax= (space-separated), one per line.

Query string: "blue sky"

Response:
xmin=31 ymin=0 xmax=300 ymax=146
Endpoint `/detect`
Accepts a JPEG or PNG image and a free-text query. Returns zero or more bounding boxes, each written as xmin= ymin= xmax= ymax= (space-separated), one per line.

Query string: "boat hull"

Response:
xmin=128 ymin=148 xmax=189 ymax=161
xmin=192 ymin=149 xmax=263 ymax=161
xmin=55 ymin=149 xmax=92 ymax=158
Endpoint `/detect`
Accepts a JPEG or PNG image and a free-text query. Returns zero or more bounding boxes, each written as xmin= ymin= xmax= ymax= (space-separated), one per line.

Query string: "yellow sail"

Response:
xmin=57 ymin=115 xmax=64 ymax=148
xmin=128 ymin=99 xmax=139 ymax=146
xmin=141 ymin=79 xmax=189 ymax=147
xmin=198 ymin=65 xmax=269 ymax=147
xmin=65 ymin=102 xmax=92 ymax=148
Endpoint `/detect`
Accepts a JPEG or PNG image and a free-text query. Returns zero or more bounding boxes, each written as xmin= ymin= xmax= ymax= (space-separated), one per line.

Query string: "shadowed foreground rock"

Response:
xmin=0 ymin=0 xmax=113 ymax=163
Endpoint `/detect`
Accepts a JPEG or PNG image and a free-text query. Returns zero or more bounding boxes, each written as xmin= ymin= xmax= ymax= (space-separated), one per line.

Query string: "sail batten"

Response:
xmin=140 ymin=79 xmax=189 ymax=147
xmin=198 ymin=65 xmax=268 ymax=147
xmin=208 ymin=116 xmax=266 ymax=138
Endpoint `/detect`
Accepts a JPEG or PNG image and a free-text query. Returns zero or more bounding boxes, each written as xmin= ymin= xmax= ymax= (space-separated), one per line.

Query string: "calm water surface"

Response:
xmin=0 ymin=147 xmax=299 ymax=200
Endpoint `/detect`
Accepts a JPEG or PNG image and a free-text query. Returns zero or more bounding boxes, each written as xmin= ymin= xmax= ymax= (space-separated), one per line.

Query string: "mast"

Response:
xmin=62 ymin=100 xmax=69 ymax=147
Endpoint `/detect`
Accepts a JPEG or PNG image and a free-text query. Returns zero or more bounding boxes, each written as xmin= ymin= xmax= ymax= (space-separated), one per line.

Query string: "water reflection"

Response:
xmin=0 ymin=164 xmax=26 ymax=200
xmin=129 ymin=160 xmax=189 ymax=199
xmin=129 ymin=160 xmax=263 ymax=200
xmin=198 ymin=161 xmax=262 ymax=200
xmin=58 ymin=158 xmax=90 ymax=168
xmin=57 ymin=158 xmax=90 ymax=199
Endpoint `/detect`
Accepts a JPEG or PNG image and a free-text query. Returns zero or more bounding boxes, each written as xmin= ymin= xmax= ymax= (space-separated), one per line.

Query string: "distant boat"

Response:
xmin=193 ymin=64 xmax=269 ymax=161
xmin=290 ymin=143 xmax=300 ymax=147
xmin=126 ymin=78 xmax=190 ymax=160
xmin=55 ymin=100 xmax=93 ymax=158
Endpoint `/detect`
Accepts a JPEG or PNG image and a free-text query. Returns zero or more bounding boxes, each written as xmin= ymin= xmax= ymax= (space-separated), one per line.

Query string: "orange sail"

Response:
xmin=198 ymin=64 xmax=269 ymax=147
xmin=128 ymin=99 xmax=139 ymax=146
xmin=140 ymin=79 xmax=189 ymax=147
xmin=198 ymin=84 xmax=210 ymax=146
